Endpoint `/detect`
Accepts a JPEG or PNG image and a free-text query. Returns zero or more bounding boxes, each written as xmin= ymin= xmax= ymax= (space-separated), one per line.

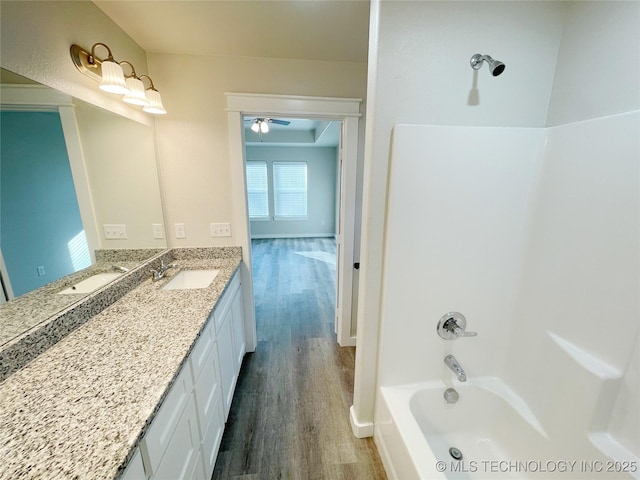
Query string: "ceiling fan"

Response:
xmin=244 ymin=117 xmax=291 ymax=137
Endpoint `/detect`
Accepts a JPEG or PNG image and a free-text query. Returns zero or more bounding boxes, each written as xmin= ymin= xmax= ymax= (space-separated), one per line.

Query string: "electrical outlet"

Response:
xmin=210 ymin=223 xmax=232 ymax=237
xmin=152 ymin=224 xmax=165 ymax=239
xmin=175 ymin=223 xmax=186 ymax=239
xmin=37 ymin=266 xmax=46 ymax=277
xmin=103 ymin=224 xmax=127 ymax=239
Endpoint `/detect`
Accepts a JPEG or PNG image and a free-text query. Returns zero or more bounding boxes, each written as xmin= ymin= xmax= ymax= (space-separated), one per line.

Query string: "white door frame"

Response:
xmin=225 ymin=93 xmax=361 ymax=350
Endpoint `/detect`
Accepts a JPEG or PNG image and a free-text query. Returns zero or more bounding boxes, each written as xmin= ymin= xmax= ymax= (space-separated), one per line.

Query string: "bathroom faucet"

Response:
xmin=150 ymin=260 xmax=175 ymax=282
xmin=444 ymin=355 xmax=467 ymax=382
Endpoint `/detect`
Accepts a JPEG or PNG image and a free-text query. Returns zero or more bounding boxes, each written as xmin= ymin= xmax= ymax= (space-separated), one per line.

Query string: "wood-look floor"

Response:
xmin=212 ymin=238 xmax=387 ymax=480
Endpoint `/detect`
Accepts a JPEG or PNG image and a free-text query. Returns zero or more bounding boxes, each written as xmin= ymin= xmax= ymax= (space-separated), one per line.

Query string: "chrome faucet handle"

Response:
xmin=453 ymin=326 xmax=478 ymax=338
xmin=437 ymin=312 xmax=478 ymax=340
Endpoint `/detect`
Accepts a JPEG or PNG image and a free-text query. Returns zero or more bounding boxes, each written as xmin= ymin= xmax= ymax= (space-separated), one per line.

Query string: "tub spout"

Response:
xmin=444 ymin=355 xmax=467 ymax=382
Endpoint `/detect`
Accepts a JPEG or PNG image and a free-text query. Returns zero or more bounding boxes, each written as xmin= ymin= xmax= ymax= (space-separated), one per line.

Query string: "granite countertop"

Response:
xmin=0 ymin=249 xmax=164 ymax=347
xmin=0 ymin=248 xmax=242 ymax=479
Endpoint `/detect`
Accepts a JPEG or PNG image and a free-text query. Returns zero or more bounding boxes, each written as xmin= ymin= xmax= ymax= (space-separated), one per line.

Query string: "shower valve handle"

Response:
xmin=437 ymin=312 xmax=478 ymax=340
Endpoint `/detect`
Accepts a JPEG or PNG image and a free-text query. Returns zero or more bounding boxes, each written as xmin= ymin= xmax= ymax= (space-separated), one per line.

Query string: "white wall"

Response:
xmin=147 ymin=53 xmax=367 ymax=247
xmin=546 ymin=1 xmax=640 ymax=126
xmin=246 ymin=146 xmax=337 ymax=239
xmin=354 ymin=0 xmax=567 ymax=430
xmin=356 ymin=1 xmax=640 ymax=450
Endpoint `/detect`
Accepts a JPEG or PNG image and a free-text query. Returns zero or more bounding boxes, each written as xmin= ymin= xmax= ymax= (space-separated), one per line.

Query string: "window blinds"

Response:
xmin=273 ymin=162 xmax=307 ymax=218
xmin=246 ymin=161 xmax=269 ymax=218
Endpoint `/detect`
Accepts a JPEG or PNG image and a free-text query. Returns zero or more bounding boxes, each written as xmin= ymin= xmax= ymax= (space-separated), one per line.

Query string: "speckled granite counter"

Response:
xmin=0 ymin=247 xmax=243 ymax=479
xmin=0 ymin=249 xmax=167 ymax=380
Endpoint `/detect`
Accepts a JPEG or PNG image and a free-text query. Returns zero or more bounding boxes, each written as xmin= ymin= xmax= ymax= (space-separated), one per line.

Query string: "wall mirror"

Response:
xmin=0 ymin=67 xmax=167 ymax=346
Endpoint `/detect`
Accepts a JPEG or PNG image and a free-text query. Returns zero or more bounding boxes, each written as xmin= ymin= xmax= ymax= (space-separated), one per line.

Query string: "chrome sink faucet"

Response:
xmin=444 ymin=355 xmax=467 ymax=382
xmin=150 ymin=260 xmax=175 ymax=282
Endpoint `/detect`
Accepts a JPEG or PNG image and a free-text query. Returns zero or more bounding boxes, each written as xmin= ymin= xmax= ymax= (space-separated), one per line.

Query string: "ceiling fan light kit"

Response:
xmin=247 ymin=117 xmax=291 ymax=141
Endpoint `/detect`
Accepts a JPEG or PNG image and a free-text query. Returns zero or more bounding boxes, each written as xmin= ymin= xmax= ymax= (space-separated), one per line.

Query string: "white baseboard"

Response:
xmin=250 ymin=233 xmax=336 ymax=239
xmin=349 ymin=405 xmax=374 ymax=438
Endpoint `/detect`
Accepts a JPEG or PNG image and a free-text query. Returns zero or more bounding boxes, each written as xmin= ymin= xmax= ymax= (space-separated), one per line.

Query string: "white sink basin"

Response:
xmin=58 ymin=272 xmax=122 ymax=294
xmin=162 ymin=269 xmax=220 ymax=290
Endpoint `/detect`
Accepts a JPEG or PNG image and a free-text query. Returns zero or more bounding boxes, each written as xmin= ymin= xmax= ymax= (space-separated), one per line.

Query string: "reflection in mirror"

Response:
xmin=0 ymin=68 xmax=167 ymax=346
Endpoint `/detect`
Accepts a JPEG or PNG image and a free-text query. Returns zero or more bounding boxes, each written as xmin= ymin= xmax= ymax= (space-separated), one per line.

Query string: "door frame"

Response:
xmin=225 ymin=93 xmax=361 ymax=350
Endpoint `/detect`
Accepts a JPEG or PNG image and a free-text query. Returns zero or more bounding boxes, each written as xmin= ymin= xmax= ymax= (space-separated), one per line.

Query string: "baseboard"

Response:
xmin=349 ymin=405 xmax=374 ymax=438
xmin=250 ymin=233 xmax=336 ymax=239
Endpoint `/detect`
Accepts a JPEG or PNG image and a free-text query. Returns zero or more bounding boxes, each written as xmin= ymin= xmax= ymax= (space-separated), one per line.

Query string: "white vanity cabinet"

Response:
xmin=214 ymin=273 xmax=245 ymax=418
xmin=130 ymin=271 xmax=244 ymax=480
xmin=121 ymin=448 xmax=145 ymax=480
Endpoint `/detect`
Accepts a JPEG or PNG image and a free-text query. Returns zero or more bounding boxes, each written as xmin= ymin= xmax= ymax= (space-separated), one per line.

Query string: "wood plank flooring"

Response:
xmin=212 ymin=238 xmax=386 ymax=480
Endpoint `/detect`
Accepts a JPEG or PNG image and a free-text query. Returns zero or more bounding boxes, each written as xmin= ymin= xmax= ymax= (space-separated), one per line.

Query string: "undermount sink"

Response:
xmin=162 ymin=269 xmax=220 ymax=290
xmin=58 ymin=272 xmax=123 ymax=295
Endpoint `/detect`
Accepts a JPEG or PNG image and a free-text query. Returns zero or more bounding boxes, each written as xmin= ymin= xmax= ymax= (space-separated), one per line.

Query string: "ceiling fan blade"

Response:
xmin=268 ymin=119 xmax=291 ymax=125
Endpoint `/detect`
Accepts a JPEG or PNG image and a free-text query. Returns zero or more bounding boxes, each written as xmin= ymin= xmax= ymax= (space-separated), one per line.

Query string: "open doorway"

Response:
xmin=225 ymin=93 xmax=361 ymax=352
xmin=243 ymin=117 xmax=341 ymax=344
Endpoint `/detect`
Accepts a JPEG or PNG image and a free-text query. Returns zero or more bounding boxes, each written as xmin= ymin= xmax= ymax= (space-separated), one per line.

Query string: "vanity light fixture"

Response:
xmin=70 ymin=43 xmax=167 ymax=114
xmin=119 ymin=61 xmax=148 ymax=107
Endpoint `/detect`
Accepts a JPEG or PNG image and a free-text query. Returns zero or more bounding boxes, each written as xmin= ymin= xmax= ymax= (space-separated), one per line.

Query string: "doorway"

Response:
xmin=225 ymin=93 xmax=361 ymax=352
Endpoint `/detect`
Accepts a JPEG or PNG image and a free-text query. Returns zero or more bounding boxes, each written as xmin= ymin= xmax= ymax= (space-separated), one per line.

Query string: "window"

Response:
xmin=246 ymin=161 xmax=269 ymax=218
xmin=273 ymin=162 xmax=307 ymax=219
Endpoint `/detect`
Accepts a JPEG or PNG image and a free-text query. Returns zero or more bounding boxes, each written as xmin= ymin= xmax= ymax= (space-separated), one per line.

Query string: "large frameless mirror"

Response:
xmin=0 ymin=68 xmax=167 ymax=346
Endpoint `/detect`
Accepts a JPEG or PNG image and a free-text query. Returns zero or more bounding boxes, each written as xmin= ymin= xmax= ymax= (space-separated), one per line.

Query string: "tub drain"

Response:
xmin=449 ymin=447 xmax=463 ymax=461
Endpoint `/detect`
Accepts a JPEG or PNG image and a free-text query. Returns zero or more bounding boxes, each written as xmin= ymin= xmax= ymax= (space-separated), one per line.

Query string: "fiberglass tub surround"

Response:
xmin=373 ymin=116 xmax=639 ymax=479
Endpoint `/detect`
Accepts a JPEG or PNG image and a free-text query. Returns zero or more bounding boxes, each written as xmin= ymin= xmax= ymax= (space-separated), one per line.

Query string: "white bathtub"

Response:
xmin=375 ymin=378 xmax=637 ymax=480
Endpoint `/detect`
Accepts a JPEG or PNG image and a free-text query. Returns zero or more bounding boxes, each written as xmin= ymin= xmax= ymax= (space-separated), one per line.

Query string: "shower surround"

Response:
xmin=375 ymin=115 xmax=638 ymax=478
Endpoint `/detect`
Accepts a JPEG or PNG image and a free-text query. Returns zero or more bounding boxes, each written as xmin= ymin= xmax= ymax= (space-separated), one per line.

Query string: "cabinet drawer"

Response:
xmin=141 ymin=365 xmax=194 ymax=475
xmin=151 ymin=395 xmax=200 ymax=480
xmin=213 ymin=272 xmax=240 ymax=334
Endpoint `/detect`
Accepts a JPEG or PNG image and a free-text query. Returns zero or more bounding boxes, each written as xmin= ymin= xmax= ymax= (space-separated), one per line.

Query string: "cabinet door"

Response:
xmin=230 ymin=285 xmax=245 ymax=372
xmin=152 ymin=396 xmax=200 ymax=480
xmin=200 ymin=392 xmax=225 ymax=479
xmin=217 ymin=314 xmax=236 ymax=418
xmin=122 ymin=448 xmax=146 ymax=480
xmin=141 ymin=364 xmax=194 ymax=475
xmin=193 ymin=342 xmax=222 ymax=436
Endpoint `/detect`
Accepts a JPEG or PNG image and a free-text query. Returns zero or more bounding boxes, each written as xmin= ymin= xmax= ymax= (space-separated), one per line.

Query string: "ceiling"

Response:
xmin=93 ymin=1 xmax=370 ymax=63
xmin=243 ymin=118 xmax=340 ymax=147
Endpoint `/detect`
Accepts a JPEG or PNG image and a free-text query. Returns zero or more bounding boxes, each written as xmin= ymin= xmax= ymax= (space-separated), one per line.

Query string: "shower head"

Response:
xmin=470 ymin=54 xmax=505 ymax=76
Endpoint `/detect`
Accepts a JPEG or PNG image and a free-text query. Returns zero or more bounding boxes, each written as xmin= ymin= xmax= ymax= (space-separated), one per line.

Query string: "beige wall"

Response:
xmin=0 ymin=0 xmax=150 ymax=124
xmin=147 ymin=53 xmax=367 ymax=247
xmin=74 ymin=101 xmax=165 ymax=249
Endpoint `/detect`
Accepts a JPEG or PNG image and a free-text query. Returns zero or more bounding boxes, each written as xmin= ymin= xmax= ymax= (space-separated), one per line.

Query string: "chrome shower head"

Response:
xmin=470 ymin=54 xmax=505 ymax=76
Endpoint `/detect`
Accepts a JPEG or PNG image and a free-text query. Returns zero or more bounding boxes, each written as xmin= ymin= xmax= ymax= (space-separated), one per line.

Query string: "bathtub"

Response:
xmin=375 ymin=378 xmax=637 ymax=480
